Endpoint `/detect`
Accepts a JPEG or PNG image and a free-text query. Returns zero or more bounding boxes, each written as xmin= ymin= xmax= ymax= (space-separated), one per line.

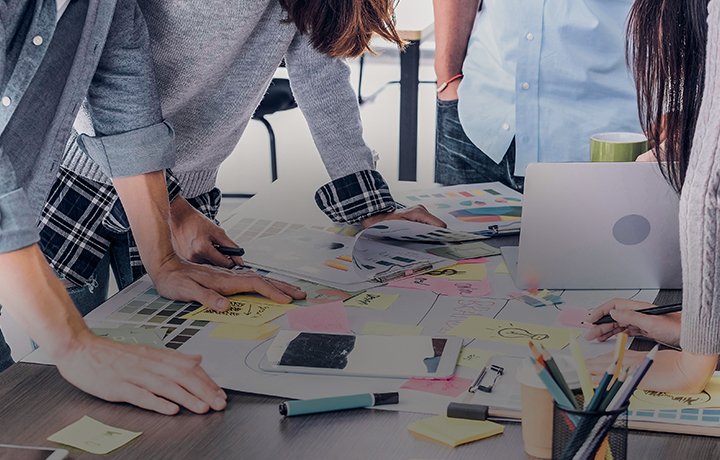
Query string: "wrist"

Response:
xmin=436 ymin=74 xmax=463 ymax=94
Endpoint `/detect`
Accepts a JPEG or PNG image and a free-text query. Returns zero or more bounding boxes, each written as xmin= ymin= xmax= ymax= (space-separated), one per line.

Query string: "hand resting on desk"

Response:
xmin=360 ymin=204 xmax=447 ymax=228
xmin=585 ymin=298 xmax=681 ymax=348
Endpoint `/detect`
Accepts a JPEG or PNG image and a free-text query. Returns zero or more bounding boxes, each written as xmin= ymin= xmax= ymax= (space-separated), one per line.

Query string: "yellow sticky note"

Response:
xmin=447 ymin=316 xmax=581 ymax=350
xmin=226 ymin=295 xmax=298 ymax=310
xmin=426 ymin=264 xmax=487 ymax=281
xmin=344 ymin=292 xmax=399 ymax=310
xmin=48 ymin=416 xmax=141 ymax=454
xmin=181 ymin=300 xmax=289 ymax=326
xmin=456 ymin=347 xmax=502 ymax=371
xmin=629 ymin=376 xmax=720 ymax=410
xmin=361 ymin=321 xmax=423 ymax=336
xmin=494 ymin=260 xmax=510 ymax=274
xmin=408 ymin=415 xmax=504 ymax=447
xmin=209 ymin=323 xmax=280 ymax=341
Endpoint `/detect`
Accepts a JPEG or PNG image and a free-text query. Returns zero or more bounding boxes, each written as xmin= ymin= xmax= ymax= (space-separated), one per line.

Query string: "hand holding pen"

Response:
xmin=584 ymin=298 xmax=682 ymax=347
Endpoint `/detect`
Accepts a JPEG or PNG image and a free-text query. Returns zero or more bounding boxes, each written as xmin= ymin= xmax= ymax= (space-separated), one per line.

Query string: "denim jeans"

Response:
xmin=434 ymin=98 xmax=524 ymax=193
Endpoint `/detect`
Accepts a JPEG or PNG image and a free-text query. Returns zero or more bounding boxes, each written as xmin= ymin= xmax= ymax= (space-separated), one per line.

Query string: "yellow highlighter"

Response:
xmin=569 ymin=332 xmax=594 ymax=405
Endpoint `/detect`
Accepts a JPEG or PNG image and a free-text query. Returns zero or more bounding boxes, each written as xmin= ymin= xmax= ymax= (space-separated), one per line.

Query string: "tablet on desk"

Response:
xmin=260 ymin=331 xmax=462 ymax=379
xmin=0 ymin=444 xmax=67 ymax=460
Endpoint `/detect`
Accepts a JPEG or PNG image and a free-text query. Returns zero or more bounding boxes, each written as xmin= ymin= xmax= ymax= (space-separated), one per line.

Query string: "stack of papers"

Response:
xmin=407 ymin=415 xmax=504 ymax=447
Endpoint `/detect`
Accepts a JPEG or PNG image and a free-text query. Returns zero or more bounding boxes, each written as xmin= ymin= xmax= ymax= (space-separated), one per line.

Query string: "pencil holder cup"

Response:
xmin=551 ymin=397 xmax=628 ymax=460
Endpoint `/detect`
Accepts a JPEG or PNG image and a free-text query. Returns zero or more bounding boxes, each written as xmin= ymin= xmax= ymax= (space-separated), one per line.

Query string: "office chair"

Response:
xmin=252 ymin=78 xmax=297 ymax=182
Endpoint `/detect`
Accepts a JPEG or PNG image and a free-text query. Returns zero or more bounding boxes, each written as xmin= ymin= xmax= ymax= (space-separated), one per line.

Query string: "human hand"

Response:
xmin=55 ymin=331 xmax=227 ymax=415
xmin=584 ymin=298 xmax=681 ymax=347
xmin=151 ymin=257 xmax=306 ymax=311
xmin=636 ymin=141 xmax=665 ymax=162
xmin=170 ymin=197 xmax=243 ymax=268
xmin=360 ymin=205 xmax=447 ymax=229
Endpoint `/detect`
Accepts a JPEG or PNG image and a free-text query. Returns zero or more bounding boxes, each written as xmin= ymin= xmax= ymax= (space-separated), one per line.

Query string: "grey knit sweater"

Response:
xmin=679 ymin=0 xmax=720 ymax=355
xmin=63 ymin=0 xmax=375 ymax=199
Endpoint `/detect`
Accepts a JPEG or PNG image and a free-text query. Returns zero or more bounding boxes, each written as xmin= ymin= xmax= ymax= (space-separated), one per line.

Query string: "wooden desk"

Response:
xmin=1 ymin=363 xmax=719 ymax=459
xmin=393 ymin=0 xmax=434 ymax=181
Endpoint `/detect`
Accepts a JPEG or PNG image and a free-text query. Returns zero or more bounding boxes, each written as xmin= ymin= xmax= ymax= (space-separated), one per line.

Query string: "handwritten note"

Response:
xmin=630 ymin=376 xmax=720 ymax=410
xmin=426 ymin=263 xmax=488 ymax=281
xmin=290 ymin=279 xmax=356 ymax=306
xmin=48 ymin=416 xmax=141 ymax=454
xmin=555 ymin=306 xmax=593 ymax=329
xmin=181 ymin=300 xmax=290 ymax=326
xmin=209 ymin=323 xmax=280 ymax=341
xmin=436 ymin=279 xmax=492 ymax=297
xmin=361 ymin=321 xmax=423 ymax=336
xmin=408 ymin=415 xmax=504 ymax=448
xmin=494 ymin=260 xmax=510 ymax=274
xmin=344 ymin=292 xmax=399 ymax=310
xmin=91 ymin=327 xmax=167 ymax=349
xmin=457 ymin=347 xmax=501 ymax=371
xmin=225 ymin=294 xmax=295 ymax=308
xmin=285 ymin=301 xmax=351 ymax=333
xmin=401 ymin=376 xmax=472 ymax=398
xmin=447 ymin=316 xmax=582 ymax=350
xmin=388 ymin=275 xmax=445 ymax=292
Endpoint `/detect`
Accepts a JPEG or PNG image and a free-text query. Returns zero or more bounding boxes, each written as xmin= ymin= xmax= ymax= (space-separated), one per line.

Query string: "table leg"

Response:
xmin=398 ymin=39 xmax=420 ymax=181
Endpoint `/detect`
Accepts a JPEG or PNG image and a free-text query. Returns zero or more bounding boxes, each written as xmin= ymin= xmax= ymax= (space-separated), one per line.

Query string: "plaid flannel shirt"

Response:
xmin=38 ymin=167 xmax=220 ymax=287
xmin=314 ymin=170 xmax=398 ymax=224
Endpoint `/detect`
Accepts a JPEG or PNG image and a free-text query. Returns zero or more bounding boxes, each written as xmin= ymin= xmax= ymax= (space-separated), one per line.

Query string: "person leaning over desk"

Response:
xmin=0 ymin=0 xmax=306 ymax=414
xmin=40 ymin=0 xmax=447 ymax=316
xmin=584 ymin=0 xmax=719 ymax=394
xmin=432 ymin=0 xmax=642 ymax=192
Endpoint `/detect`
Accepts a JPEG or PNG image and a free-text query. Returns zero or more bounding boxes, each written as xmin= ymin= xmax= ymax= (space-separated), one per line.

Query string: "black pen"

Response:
xmin=591 ymin=302 xmax=682 ymax=325
xmin=214 ymin=246 xmax=245 ymax=257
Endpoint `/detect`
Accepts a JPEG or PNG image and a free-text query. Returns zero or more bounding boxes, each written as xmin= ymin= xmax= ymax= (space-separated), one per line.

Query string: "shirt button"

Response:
xmin=2 ymin=97 xmax=11 ymax=107
xmin=32 ymin=35 xmax=43 ymax=46
xmin=522 ymin=82 xmax=530 ymax=90
xmin=526 ymin=33 xmax=534 ymax=41
xmin=502 ymin=123 xmax=510 ymax=131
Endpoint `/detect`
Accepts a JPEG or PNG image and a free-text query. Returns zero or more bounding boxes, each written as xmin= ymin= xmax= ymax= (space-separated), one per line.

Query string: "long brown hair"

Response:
xmin=278 ymin=0 xmax=405 ymax=58
xmin=627 ymin=0 xmax=709 ymax=192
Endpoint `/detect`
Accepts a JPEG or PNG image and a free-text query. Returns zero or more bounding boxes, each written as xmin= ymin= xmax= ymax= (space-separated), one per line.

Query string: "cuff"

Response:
xmin=680 ymin=297 xmax=720 ymax=355
xmin=0 ymin=189 xmax=40 ymax=253
xmin=314 ymin=170 xmax=397 ymax=224
xmin=77 ymin=121 xmax=175 ymax=178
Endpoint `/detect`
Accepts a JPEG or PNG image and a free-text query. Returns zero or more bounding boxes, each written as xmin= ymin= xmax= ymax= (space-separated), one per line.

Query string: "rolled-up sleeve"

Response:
xmin=0 ymin=188 xmax=40 ymax=253
xmin=82 ymin=0 xmax=174 ymax=178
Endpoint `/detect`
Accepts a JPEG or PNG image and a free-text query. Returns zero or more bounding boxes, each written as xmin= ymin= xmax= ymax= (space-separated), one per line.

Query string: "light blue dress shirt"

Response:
xmin=457 ymin=0 xmax=641 ymax=176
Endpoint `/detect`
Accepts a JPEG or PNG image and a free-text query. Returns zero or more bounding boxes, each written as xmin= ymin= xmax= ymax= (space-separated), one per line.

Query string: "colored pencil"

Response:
xmin=598 ymin=366 xmax=628 ymax=412
xmin=569 ymin=333 xmax=594 ymax=406
xmin=530 ymin=357 xmax=576 ymax=410
xmin=585 ymin=362 xmax=615 ymax=412
xmin=539 ymin=343 xmax=579 ymax=409
xmin=606 ymin=345 xmax=659 ymax=411
xmin=612 ymin=333 xmax=628 ymax=381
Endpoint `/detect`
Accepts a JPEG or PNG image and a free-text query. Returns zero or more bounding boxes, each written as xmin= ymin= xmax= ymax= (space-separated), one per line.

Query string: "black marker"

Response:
xmin=591 ymin=302 xmax=682 ymax=325
xmin=214 ymin=246 xmax=245 ymax=257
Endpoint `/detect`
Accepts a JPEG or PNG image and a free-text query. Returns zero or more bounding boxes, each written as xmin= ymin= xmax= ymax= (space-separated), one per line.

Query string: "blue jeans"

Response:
xmin=434 ymin=98 xmax=524 ymax=192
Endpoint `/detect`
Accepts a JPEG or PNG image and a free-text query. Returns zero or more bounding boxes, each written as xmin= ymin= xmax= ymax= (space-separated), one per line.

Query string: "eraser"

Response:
xmin=446 ymin=402 xmax=489 ymax=421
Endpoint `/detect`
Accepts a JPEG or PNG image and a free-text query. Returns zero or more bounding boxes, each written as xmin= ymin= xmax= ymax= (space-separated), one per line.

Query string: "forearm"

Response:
xmin=0 ymin=245 xmax=92 ymax=358
xmin=433 ymin=0 xmax=479 ymax=83
xmin=639 ymin=350 xmax=717 ymax=394
xmin=112 ymin=170 xmax=175 ymax=276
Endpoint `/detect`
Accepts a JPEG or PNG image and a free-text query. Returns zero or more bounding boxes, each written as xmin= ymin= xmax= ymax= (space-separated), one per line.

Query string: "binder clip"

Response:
xmin=469 ymin=364 xmax=504 ymax=393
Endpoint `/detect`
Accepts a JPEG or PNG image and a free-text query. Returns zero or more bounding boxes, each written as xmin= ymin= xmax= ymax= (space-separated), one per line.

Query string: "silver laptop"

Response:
xmin=503 ymin=162 xmax=681 ymax=289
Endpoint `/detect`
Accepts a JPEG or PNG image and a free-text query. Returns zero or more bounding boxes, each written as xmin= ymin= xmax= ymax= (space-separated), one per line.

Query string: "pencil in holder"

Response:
xmin=551 ymin=396 xmax=628 ymax=460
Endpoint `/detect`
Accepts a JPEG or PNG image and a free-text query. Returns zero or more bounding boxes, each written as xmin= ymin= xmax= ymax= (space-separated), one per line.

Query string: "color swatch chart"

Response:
xmin=222 ymin=216 xmax=358 ymax=245
xmin=399 ymin=182 xmax=523 ymax=233
xmin=628 ymin=408 xmax=720 ymax=428
xmin=91 ymin=285 xmax=210 ymax=350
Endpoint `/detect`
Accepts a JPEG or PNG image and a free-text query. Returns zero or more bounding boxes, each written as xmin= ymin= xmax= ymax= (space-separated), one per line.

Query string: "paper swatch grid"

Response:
xmin=399 ymin=182 xmax=523 ymax=234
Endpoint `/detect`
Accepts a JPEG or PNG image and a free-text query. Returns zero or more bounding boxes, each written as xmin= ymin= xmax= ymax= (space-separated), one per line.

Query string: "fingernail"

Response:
xmin=215 ymin=397 xmax=226 ymax=408
xmin=217 ymin=299 xmax=227 ymax=310
xmin=218 ymin=389 xmax=227 ymax=399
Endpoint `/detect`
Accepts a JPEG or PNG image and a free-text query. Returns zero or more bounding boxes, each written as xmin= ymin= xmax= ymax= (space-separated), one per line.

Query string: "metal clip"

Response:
xmin=469 ymin=364 xmax=504 ymax=393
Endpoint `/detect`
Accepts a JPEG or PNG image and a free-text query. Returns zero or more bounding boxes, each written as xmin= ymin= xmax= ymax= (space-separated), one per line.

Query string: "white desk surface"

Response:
xmin=395 ymin=0 xmax=435 ymax=41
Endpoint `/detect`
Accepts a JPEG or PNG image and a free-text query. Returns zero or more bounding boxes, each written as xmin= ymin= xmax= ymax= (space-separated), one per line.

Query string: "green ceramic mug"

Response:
xmin=590 ymin=132 xmax=649 ymax=162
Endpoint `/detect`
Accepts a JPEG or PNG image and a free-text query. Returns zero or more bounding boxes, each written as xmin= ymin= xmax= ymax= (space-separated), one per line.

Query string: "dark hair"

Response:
xmin=278 ymin=0 xmax=405 ymax=58
xmin=627 ymin=0 xmax=709 ymax=192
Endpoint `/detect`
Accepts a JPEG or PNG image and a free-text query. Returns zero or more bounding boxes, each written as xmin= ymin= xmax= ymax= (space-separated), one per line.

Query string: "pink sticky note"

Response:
xmin=285 ymin=301 xmax=351 ymax=333
xmin=437 ymin=278 xmax=492 ymax=297
xmin=455 ymin=257 xmax=490 ymax=264
xmin=556 ymin=306 xmax=593 ymax=329
xmin=388 ymin=275 xmax=445 ymax=292
xmin=400 ymin=376 xmax=473 ymax=398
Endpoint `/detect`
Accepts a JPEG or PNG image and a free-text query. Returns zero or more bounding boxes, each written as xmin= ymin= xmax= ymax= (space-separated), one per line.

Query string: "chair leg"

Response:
xmin=256 ymin=116 xmax=278 ymax=182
